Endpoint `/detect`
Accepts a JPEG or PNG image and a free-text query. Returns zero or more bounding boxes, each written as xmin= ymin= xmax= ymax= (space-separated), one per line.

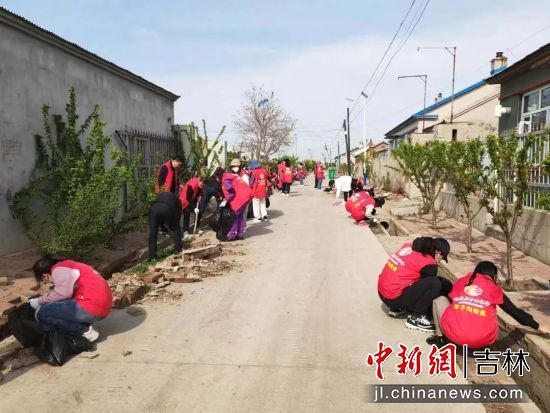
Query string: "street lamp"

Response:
xmin=360 ymin=92 xmax=368 ymax=158
xmin=418 ymin=46 xmax=457 ymax=124
xmin=398 ymin=75 xmax=427 ymax=132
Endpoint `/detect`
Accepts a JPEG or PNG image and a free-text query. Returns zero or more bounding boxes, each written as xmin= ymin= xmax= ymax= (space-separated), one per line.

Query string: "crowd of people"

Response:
xmin=20 ymin=156 xmax=543 ymax=355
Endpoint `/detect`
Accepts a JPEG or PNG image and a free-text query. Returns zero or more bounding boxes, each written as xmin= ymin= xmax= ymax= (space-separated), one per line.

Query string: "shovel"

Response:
xmin=193 ymin=196 xmax=201 ymax=235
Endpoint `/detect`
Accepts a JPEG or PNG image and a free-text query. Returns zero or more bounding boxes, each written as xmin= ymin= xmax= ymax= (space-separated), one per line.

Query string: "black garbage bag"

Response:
xmin=36 ymin=328 xmax=95 ymax=366
xmin=266 ymin=198 xmax=270 ymax=209
xmin=209 ymin=207 xmax=222 ymax=232
xmin=8 ymin=303 xmax=44 ymax=348
xmin=215 ymin=207 xmax=235 ymax=241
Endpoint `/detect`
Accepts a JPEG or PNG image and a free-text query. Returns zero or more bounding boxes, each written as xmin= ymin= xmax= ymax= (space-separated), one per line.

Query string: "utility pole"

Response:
xmin=418 ymin=46 xmax=457 ymax=124
xmin=346 ymin=107 xmax=352 ymax=176
xmin=398 ymin=74 xmax=428 ymax=132
xmin=337 ymin=141 xmax=341 ymax=170
xmin=361 ymin=92 xmax=368 ymax=159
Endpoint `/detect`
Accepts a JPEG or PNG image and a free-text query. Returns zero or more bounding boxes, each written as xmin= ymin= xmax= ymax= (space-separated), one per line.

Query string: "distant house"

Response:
xmin=0 ymin=7 xmax=180 ymax=255
xmin=385 ymin=52 xmax=507 ymax=148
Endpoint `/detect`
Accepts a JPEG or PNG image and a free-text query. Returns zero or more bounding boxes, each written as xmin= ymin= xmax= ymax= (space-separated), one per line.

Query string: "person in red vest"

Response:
xmin=378 ymin=237 xmax=452 ymax=332
xmin=179 ymin=176 xmax=205 ymax=236
xmin=281 ymin=159 xmax=294 ymax=197
xmin=427 ymin=261 xmax=542 ymax=348
xmin=277 ymin=160 xmax=285 ymax=192
xmin=345 ymin=190 xmax=385 ymax=224
xmin=29 ymin=257 xmax=112 ymax=342
xmin=220 ymin=159 xmax=253 ymax=241
xmin=155 ymin=156 xmax=184 ymax=194
xmin=313 ymin=161 xmax=325 ymax=190
xmin=296 ymin=162 xmax=307 ymax=186
xmin=249 ymin=160 xmax=270 ymax=222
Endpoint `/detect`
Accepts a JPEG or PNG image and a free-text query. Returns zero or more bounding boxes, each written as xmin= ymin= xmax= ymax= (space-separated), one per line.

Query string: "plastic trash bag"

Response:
xmin=216 ymin=208 xmax=235 ymax=241
xmin=7 ymin=303 xmax=43 ymax=348
xmin=36 ymin=328 xmax=94 ymax=366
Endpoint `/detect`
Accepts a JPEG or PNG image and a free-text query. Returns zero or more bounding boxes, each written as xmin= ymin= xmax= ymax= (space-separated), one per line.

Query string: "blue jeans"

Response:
xmin=363 ymin=173 xmax=368 ymax=186
xmin=299 ymin=177 xmax=304 ymax=185
xmin=316 ymin=179 xmax=323 ymax=189
xmin=36 ymin=300 xmax=103 ymax=335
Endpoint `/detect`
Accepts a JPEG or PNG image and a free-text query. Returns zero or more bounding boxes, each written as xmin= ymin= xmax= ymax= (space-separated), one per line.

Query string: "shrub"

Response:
xmin=12 ymin=88 xmax=138 ymax=256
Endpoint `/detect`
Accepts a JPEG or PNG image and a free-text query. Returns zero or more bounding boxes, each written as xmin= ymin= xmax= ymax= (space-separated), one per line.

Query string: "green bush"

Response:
xmin=12 ymin=87 xmax=139 ymax=256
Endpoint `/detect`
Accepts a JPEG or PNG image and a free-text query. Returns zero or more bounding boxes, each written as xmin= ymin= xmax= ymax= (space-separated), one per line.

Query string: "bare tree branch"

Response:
xmin=234 ymin=86 xmax=296 ymax=159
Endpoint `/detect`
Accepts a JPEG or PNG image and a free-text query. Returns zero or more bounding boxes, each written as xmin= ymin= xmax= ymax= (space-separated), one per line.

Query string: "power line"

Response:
xmin=347 ymin=0 xmax=417 ymax=117
xmin=369 ymin=0 xmax=431 ymax=102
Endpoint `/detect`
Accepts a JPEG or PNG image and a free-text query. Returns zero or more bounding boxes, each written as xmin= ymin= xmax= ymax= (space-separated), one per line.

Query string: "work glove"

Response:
xmin=29 ymin=298 xmax=41 ymax=310
xmin=219 ymin=200 xmax=227 ymax=208
xmin=194 ymin=207 xmax=200 ymax=214
xmin=371 ymin=217 xmax=379 ymax=224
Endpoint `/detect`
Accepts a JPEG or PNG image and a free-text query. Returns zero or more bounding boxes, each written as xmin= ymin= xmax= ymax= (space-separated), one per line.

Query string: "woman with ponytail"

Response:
xmin=428 ymin=261 xmax=541 ymax=348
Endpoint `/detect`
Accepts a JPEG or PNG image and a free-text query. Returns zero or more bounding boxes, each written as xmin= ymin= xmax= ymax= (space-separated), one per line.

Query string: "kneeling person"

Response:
xmin=30 ymin=258 xmax=112 ymax=342
xmin=345 ymin=190 xmax=385 ymax=224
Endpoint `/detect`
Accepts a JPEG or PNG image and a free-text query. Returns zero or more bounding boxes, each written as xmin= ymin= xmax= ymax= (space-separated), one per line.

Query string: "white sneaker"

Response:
xmin=195 ymin=229 xmax=204 ymax=235
xmin=82 ymin=325 xmax=99 ymax=342
xmin=253 ymin=218 xmax=262 ymax=223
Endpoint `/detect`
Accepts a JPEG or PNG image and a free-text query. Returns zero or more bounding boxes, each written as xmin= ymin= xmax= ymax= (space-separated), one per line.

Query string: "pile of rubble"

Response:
xmin=109 ymin=242 xmax=238 ymax=308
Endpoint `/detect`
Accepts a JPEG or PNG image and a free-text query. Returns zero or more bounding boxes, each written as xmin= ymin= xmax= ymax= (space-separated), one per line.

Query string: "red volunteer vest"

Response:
xmin=378 ymin=243 xmax=437 ymax=299
xmin=345 ymin=191 xmax=375 ymax=220
xmin=178 ymin=177 xmax=201 ymax=209
xmin=252 ymin=168 xmax=269 ymax=199
xmin=155 ymin=160 xmax=179 ymax=194
xmin=52 ymin=260 xmax=112 ymax=318
xmin=282 ymin=166 xmax=293 ymax=184
xmin=314 ymin=164 xmax=324 ymax=179
xmin=440 ymin=273 xmax=503 ymax=349
xmin=222 ymin=173 xmax=253 ymax=212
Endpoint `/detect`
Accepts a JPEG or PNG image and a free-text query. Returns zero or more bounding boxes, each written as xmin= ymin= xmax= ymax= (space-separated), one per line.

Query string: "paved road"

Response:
xmin=0 ymin=180 xmax=484 ymax=413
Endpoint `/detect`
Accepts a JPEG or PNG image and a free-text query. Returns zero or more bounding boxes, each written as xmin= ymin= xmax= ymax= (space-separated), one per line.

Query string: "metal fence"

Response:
xmin=504 ymin=132 xmax=550 ymax=209
xmin=115 ymin=128 xmax=176 ymax=180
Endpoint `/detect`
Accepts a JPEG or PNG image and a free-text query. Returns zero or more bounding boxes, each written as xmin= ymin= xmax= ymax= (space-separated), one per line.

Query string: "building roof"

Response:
xmin=385 ymin=77 xmax=495 ymax=138
xmin=487 ymin=43 xmax=550 ymax=84
xmin=0 ymin=7 xmax=180 ymax=101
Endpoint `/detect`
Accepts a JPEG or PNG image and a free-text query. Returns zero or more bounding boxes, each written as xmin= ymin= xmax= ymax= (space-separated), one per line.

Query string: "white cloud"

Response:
xmin=131 ymin=28 xmax=161 ymax=42
xmin=156 ymin=4 xmax=550 ymax=159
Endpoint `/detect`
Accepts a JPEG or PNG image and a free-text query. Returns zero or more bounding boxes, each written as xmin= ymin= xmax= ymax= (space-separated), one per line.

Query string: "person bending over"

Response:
xmin=179 ymin=176 xmax=205 ymax=236
xmin=345 ymin=190 xmax=385 ymax=225
xmin=377 ymin=237 xmax=452 ymax=332
xmin=148 ymin=192 xmax=183 ymax=259
xmin=428 ymin=261 xmax=543 ymax=348
xmin=30 ymin=257 xmax=112 ymax=342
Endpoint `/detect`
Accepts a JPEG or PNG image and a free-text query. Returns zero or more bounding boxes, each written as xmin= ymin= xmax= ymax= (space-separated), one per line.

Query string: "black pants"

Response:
xmin=343 ymin=191 xmax=352 ymax=201
xmin=196 ymin=187 xmax=220 ymax=229
xmin=282 ymin=182 xmax=291 ymax=194
xmin=182 ymin=206 xmax=193 ymax=233
xmin=379 ymin=276 xmax=452 ymax=316
xmin=148 ymin=203 xmax=182 ymax=259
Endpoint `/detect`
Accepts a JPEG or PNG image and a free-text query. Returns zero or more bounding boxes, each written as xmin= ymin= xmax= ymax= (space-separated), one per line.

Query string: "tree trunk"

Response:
xmin=466 ymin=215 xmax=473 ymax=253
xmin=431 ymin=199 xmax=437 ymax=229
xmin=505 ymin=237 xmax=513 ymax=286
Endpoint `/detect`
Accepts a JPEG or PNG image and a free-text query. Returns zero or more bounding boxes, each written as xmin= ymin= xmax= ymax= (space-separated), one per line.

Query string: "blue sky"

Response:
xmin=3 ymin=0 xmax=550 ymax=159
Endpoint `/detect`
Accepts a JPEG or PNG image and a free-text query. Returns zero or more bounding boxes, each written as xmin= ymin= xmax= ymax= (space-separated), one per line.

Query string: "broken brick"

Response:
xmin=0 ymin=276 xmax=10 ymax=286
xmin=114 ymin=285 xmax=147 ymax=309
xmin=142 ymin=272 xmax=164 ymax=284
xmin=0 ymin=302 xmax=16 ymax=317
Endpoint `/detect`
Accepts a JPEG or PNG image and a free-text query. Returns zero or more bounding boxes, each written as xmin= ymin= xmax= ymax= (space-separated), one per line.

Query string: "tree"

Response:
xmin=477 ymin=134 xmax=536 ymax=285
xmin=12 ymin=87 xmax=138 ymax=256
xmin=446 ymin=140 xmax=485 ymax=252
xmin=392 ymin=140 xmax=450 ymax=228
xmin=234 ymin=86 xmax=296 ymax=159
xmin=302 ymin=159 xmax=316 ymax=172
xmin=184 ymin=120 xmax=225 ymax=178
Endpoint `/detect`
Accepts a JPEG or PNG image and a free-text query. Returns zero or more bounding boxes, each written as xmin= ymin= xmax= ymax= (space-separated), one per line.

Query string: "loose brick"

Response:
xmin=0 ymin=277 xmax=10 ymax=286
xmin=0 ymin=302 xmax=16 ymax=317
xmin=114 ymin=285 xmax=147 ymax=309
xmin=4 ymin=293 xmax=22 ymax=305
xmin=141 ymin=272 xmax=164 ymax=284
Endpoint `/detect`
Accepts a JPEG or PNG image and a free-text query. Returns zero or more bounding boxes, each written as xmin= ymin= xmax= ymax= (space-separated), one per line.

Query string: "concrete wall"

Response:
xmin=0 ymin=23 xmax=176 ymax=255
xmin=438 ymin=190 xmax=550 ymax=265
